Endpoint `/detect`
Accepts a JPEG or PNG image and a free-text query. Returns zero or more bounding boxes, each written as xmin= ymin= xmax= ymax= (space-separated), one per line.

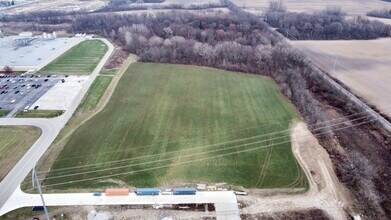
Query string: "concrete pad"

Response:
xmin=30 ymin=76 xmax=90 ymax=110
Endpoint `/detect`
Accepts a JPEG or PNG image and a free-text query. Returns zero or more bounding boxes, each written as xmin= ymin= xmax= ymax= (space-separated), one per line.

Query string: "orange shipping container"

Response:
xmin=105 ymin=188 xmax=129 ymax=196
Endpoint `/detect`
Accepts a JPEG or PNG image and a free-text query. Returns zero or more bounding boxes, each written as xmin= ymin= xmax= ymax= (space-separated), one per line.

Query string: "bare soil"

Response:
xmin=241 ymin=209 xmax=330 ymax=220
xmin=291 ymin=39 xmax=391 ymax=119
xmin=232 ymin=0 xmax=391 ymax=16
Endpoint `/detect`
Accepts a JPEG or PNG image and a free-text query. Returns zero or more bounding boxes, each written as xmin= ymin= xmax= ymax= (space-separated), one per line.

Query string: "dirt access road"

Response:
xmin=239 ymin=122 xmax=351 ymax=219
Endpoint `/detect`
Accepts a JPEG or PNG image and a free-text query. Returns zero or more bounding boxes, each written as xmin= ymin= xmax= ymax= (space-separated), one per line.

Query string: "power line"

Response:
xmin=36 ymin=103 xmax=391 ymax=176
xmin=38 ymin=110 xmax=380 ymax=181
xmin=33 ymin=114 xmax=383 ymax=189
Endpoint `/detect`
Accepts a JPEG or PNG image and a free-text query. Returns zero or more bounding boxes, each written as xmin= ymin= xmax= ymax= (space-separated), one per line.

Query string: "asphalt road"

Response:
xmin=0 ymin=38 xmax=114 ymax=214
xmin=0 ymin=188 xmax=240 ymax=220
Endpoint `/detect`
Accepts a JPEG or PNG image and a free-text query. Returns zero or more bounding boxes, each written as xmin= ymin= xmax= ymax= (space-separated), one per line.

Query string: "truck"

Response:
xmin=105 ymin=188 xmax=129 ymax=196
xmin=173 ymin=188 xmax=196 ymax=195
xmin=136 ymin=188 xmax=160 ymax=196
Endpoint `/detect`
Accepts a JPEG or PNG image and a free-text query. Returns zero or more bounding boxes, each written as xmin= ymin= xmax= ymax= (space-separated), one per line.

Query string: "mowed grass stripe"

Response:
xmin=40 ymin=40 xmax=108 ymax=75
xmin=0 ymin=126 xmax=41 ymax=180
xmin=78 ymin=76 xmax=113 ymax=111
xmin=46 ymin=63 xmax=306 ymax=189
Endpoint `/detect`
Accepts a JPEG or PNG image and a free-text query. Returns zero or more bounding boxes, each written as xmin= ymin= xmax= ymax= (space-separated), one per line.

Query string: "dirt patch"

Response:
xmin=104 ymin=47 xmax=129 ymax=69
xmin=241 ymin=209 xmax=330 ymax=220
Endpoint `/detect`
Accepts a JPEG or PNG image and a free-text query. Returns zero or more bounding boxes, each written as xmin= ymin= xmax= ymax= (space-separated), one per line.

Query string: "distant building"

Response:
xmin=19 ymin=32 xmax=33 ymax=37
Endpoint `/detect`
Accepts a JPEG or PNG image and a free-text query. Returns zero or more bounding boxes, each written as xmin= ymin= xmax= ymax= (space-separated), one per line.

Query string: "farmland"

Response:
xmin=44 ymin=63 xmax=306 ymax=190
xmin=232 ymin=0 xmax=391 ymax=16
xmin=0 ymin=126 xmax=41 ymax=180
xmin=291 ymin=38 xmax=391 ymax=118
xmin=39 ymin=40 xmax=108 ymax=75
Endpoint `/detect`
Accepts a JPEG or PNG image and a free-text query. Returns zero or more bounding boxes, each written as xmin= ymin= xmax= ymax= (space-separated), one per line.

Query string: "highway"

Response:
xmin=0 ymin=38 xmax=114 ymax=214
xmin=0 ymin=188 xmax=240 ymax=220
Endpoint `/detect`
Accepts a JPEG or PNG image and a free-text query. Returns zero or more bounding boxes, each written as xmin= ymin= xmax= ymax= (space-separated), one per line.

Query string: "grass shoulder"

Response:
xmin=78 ymin=75 xmax=113 ymax=111
xmin=0 ymin=110 xmax=10 ymax=117
xmin=0 ymin=126 xmax=41 ymax=180
xmin=99 ymin=68 xmax=117 ymax=75
xmin=16 ymin=110 xmax=64 ymax=118
xmin=39 ymin=40 xmax=108 ymax=75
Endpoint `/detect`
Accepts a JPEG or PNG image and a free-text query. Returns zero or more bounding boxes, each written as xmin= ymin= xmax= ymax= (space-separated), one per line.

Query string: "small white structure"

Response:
xmin=197 ymin=184 xmax=207 ymax=190
xmin=19 ymin=32 xmax=33 ymax=37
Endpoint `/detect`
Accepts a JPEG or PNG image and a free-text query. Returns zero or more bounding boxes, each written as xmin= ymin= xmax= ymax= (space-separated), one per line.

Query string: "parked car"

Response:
xmin=93 ymin=192 xmax=102 ymax=196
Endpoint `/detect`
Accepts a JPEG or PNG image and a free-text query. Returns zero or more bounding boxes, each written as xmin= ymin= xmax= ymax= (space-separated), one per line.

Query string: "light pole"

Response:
xmin=32 ymin=166 xmax=50 ymax=220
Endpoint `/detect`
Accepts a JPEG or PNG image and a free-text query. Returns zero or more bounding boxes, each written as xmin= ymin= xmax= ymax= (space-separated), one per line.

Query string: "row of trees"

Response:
xmin=265 ymin=8 xmax=391 ymax=40
xmin=367 ymin=9 xmax=391 ymax=19
xmin=108 ymin=0 xmax=165 ymax=8
xmin=101 ymin=0 xmax=223 ymax=12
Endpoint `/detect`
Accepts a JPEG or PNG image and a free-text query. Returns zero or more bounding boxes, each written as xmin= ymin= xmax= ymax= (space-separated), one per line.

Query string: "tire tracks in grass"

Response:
xmin=256 ymin=135 xmax=274 ymax=187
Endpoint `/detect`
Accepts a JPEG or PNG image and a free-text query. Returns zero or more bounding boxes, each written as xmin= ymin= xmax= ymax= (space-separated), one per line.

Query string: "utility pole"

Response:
xmin=31 ymin=169 xmax=35 ymax=188
xmin=33 ymin=167 xmax=50 ymax=220
xmin=332 ymin=54 xmax=338 ymax=74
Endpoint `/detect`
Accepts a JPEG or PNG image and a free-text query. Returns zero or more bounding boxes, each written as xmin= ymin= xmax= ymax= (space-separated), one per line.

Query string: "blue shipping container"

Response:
xmin=173 ymin=188 xmax=196 ymax=195
xmin=136 ymin=188 xmax=160 ymax=196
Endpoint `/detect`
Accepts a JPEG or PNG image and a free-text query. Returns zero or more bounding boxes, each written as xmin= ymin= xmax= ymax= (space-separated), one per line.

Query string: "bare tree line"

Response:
xmin=102 ymin=0 xmax=224 ymax=12
xmin=367 ymin=9 xmax=391 ymax=19
xmin=264 ymin=6 xmax=391 ymax=40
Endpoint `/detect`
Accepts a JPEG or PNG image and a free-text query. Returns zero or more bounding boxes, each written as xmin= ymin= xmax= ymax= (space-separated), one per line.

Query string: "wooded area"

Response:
xmin=265 ymin=7 xmax=391 ymax=40
xmin=367 ymin=9 xmax=391 ymax=19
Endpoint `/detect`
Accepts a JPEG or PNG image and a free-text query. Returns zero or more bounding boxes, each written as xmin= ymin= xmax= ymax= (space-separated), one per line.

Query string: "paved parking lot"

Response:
xmin=0 ymin=74 xmax=66 ymax=117
xmin=0 ymin=36 xmax=83 ymax=71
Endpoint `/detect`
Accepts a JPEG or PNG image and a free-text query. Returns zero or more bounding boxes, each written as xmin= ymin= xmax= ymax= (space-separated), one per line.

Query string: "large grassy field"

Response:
xmin=39 ymin=40 xmax=108 ymax=75
xmin=45 ymin=63 xmax=306 ymax=190
xmin=0 ymin=126 xmax=41 ymax=180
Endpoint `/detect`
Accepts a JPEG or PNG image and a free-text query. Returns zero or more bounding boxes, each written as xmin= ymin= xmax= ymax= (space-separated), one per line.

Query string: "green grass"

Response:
xmin=16 ymin=110 xmax=64 ymax=118
xmin=78 ymin=76 xmax=113 ymax=111
xmin=0 ymin=126 xmax=41 ymax=180
xmin=39 ymin=40 xmax=108 ymax=75
xmin=46 ymin=63 xmax=307 ymax=190
xmin=99 ymin=68 xmax=117 ymax=75
xmin=0 ymin=110 xmax=10 ymax=117
xmin=0 ymin=207 xmax=66 ymax=220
